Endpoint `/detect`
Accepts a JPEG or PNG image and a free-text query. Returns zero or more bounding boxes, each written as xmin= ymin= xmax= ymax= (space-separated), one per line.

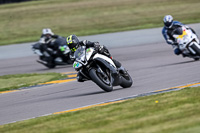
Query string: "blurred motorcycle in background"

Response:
xmin=172 ymin=26 xmax=200 ymax=60
xmin=32 ymin=37 xmax=74 ymax=68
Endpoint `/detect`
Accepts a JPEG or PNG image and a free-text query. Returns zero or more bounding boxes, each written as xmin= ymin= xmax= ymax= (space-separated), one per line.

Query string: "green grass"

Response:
xmin=0 ymin=0 xmax=200 ymax=45
xmin=0 ymin=87 xmax=199 ymax=133
xmin=0 ymin=73 xmax=68 ymax=92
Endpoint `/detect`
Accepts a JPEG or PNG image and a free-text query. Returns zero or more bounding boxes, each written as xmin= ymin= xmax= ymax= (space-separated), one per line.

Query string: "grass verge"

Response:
xmin=0 ymin=73 xmax=68 ymax=92
xmin=0 ymin=0 xmax=200 ymax=45
xmin=0 ymin=87 xmax=199 ymax=133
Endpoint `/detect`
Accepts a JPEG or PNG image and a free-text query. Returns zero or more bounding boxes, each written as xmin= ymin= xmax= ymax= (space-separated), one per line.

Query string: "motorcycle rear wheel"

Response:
xmin=190 ymin=43 xmax=200 ymax=56
xmin=89 ymin=68 xmax=113 ymax=92
xmin=120 ymin=71 xmax=133 ymax=88
xmin=46 ymin=64 xmax=56 ymax=68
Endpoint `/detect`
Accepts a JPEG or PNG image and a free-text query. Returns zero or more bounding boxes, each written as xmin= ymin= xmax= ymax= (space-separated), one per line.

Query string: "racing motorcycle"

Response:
xmin=73 ymin=46 xmax=133 ymax=92
xmin=172 ymin=26 xmax=200 ymax=60
xmin=32 ymin=38 xmax=74 ymax=68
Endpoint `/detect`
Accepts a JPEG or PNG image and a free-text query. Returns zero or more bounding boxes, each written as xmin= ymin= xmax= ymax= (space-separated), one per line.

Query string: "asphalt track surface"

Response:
xmin=0 ymin=24 xmax=200 ymax=125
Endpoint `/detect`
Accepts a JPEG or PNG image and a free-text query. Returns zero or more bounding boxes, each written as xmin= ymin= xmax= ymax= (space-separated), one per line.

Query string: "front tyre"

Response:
xmin=89 ymin=68 xmax=113 ymax=92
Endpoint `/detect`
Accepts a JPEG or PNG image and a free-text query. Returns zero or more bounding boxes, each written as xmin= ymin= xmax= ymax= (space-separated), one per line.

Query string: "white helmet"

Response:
xmin=163 ymin=15 xmax=173 ymax=28
xmin=42 ymin=28 xmax=54 ymax=35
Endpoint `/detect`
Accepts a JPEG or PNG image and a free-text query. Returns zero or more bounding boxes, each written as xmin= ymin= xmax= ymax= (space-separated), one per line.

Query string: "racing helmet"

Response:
xmin=163 ymin=15 xmax=173 ymax=28
xmin=66 ymin=34 xmax=80 ymax=52
xmin=42 ymin=28 xmax=54 ymax=36
xmin=42 ymin=28 xmax=54 ymax=41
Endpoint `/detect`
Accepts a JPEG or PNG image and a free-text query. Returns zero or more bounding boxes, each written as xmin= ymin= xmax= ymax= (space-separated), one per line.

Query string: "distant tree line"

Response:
xmin=0 ymin=0 xmax=33 ymax=4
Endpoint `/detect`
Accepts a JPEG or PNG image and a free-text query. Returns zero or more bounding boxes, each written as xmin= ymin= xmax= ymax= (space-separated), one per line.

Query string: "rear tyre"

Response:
xmin=89 ymin=68 xmax=113 ymax=92
xmin=46 ymin=64 xmax=56 ymax=68
xmin=46 ymin=59 xmax=56 ymax=69
xmin=120 ymin=71 xmax=133 ymax=88
xmin=193 ymin=58 xmax=200 ymax=61
xmin=190 ymin=43 xmax=200 ymax=56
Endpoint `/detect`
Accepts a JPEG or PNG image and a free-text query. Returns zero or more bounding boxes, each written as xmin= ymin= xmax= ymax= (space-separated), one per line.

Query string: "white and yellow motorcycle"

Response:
xmin=172 ymin=26 xmax=200 ymax=60
xmin=73 ymin=46 xmax=133 ymax=92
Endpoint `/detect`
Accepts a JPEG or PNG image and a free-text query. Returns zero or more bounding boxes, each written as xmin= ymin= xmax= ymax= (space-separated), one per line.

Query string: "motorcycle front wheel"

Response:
xmin=89 ymin=68 xmax=113 ymax=92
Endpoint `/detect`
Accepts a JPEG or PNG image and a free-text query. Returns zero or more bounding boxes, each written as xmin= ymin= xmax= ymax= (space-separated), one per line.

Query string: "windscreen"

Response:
xmin=74 ymin=47 xmax=86 ymax=60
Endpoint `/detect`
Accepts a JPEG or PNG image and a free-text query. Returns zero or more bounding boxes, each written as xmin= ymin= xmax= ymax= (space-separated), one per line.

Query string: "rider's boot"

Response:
xmin=77 ymin=72 xmax=88 ymax=82
xmin=112 ymin=58 xmax=127 ymax=74
xmin=112 ymin=58 xmax=121 ymax=68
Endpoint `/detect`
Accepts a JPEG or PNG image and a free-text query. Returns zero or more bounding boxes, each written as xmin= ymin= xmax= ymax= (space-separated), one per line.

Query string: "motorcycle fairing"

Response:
xmin=73 ymin=47 xmax=94 ymax=70
xmin=93 ymin=53 xmax=116 ymax=68
xmin=172 ymin=27 xmax=200 ymax=54
xmin=73 ymin=61 xmax=82 ymax=69
xmin=93 ymin=56 xmax=121 ymax=86
xmin=176 ymin=29 xmax=187 ymax=40
xmin=86 ymin=48 xmax=94 ymax=61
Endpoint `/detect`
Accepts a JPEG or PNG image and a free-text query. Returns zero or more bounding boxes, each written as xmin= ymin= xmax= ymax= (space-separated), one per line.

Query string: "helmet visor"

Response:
xmin=68 ymin=43 xmax=78 ymax=52
xmin=164 ymin=21 xmax=172 ymax=28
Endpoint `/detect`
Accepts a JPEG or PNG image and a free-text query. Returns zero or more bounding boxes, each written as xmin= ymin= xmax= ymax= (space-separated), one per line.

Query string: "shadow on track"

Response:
xmin=22 ymin=90 xmax=106 ymax=104
xmin=16 ymin=79 xmax=130 ymax=104
xmin=62 ymin=86 xmax=128 ymax=99
xmin=152 ymin=60 xmax=197 ymax=68
xmin=34 ymin=86 xmax=127 ymax=103
xmin=35 ymin=65 xmax=72 ymax=71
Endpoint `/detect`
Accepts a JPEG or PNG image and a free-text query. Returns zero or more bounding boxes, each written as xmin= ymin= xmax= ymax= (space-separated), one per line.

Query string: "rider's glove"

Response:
xmin=82 ymin=40 xmax=87 ymax=45
xmin=94 ymin=44 xmax=104 ymax=53
xmin=94 ymin=44 xmax=100 ymax=51
xmin=99 ymin=45 xmax=104 ymax=53
xmin=166 ymin=39 xmax=174 ymax=45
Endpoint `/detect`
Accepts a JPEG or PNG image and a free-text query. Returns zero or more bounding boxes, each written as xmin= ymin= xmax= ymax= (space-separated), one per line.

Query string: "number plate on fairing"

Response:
xmin=73 ymin=61 xmax=82 ymax=69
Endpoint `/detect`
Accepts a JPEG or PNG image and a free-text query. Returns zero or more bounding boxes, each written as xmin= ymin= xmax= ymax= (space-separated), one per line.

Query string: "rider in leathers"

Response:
xmin=38 ymin=28 xmax=67 ymax=63
xmin=162 ymin=15 xmax=197 ymax=56
xmin=66 ymin=34 xmax=122 ymax=82
xmin=38 ymin=28 xmax=59 ymax=54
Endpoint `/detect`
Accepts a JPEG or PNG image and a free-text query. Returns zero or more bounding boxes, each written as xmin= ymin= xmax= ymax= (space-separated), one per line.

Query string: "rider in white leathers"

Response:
xmin=162 ymin=15 xmax=197 ymax=56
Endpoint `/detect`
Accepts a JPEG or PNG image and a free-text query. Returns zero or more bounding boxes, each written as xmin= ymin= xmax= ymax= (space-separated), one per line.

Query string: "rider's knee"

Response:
xmin=174 ymin=48 xmax=182 ymax=55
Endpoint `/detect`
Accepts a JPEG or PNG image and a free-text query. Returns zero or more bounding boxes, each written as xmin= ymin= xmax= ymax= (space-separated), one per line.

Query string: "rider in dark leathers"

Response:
xmin=162 ymin=15 xmax=197 ymax=56
xmin=37 ymin=28 xmax=68 ymax=63
xmin=66 ymin=34 xmax=122 ymax=82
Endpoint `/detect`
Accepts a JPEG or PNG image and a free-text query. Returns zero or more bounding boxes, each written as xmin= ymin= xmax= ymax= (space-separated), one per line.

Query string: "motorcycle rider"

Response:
xmin=66 ymin=34 xmax=122 ymax=82
xmin=162 ymin=15 xmax=197 ymax=56
xmin=39 ymin=28 xmax=58 ymax=51
xmin=37 ymin=28 xmax=68 ymax=64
